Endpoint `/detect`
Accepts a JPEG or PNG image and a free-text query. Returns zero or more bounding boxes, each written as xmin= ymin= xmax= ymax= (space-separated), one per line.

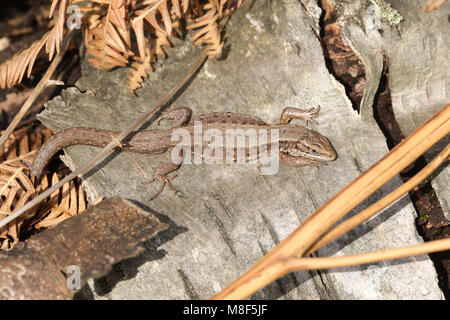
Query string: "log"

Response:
xmin=0 ymin=198 xmax=168 ymax=299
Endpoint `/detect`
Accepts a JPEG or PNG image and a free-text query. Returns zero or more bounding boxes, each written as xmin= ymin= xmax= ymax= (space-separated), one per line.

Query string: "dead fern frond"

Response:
xmin=0 ymin=126 xmax=49 ymax=249
xmin=152 ymin=30 xmax=172 ymax=58
xmin=0 ymin=160 xmax=88 ymax=249
xmin=0 ymin=125 xmax=89 ymax=250
xmin=0 ymin=35 xmax=47 ymax=89
xmin=79 ymin=1 xmax=105 ymax=46
xmin=132 ymin=4 xmax=161 ymax=58
xmin=0 ymin=165 xmax=36 ymax=250
xmin=0 ymin=0 xmax=68 ymax=89
xmin=86 ymin=0 xmax=134 ymax=70
xmin=187 ymin=1 xmax=224 ymax=58
xmin=47 ymin=0 xmax=68 ymax=59
xmin=34 ymin=172 xmax=87 ymax=229
xmin=0 ymin=166 xmax=33 ymax=197
xmin=155 ymin=0 xmax=174 ymax=36
xmin=1 ymin=126 xmax=52 ymax=169
xmin=127 ymin=47 xmax=154 ymax=94
xmin=424 ymin=0 xmax=447 ymax=12
xmin=132 ymin=0 xmax=175 ymax=59
xmin=0 ymin=0 xmax=243 ymax=92
xmin=1 ymin=126 xmax=30 ymax=158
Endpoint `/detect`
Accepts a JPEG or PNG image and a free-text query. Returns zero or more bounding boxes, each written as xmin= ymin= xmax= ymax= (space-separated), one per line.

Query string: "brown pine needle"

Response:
xmin=245 ymin=238 xmax=450 ymax=289
xmin=306 ymin=142 xmax=450 ymax=255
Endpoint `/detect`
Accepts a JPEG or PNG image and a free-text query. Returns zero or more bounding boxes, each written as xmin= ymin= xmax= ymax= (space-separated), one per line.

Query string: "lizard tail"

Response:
xmin=31 ymin=127 xmax=117 ymax=179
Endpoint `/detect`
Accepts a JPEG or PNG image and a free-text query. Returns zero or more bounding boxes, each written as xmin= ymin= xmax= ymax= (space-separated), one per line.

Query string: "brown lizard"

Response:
xmin=31 ymin=106 xmax=337 ymax=199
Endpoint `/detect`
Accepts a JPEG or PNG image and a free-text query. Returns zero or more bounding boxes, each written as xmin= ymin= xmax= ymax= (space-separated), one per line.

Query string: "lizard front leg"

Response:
xmin=148 ymin=108 xmax=191 ymax=199
xmin=280 ymin=106 xmax=320 ymax=126
xmin=157 ymin=107 xmax=191 ymax=128
xmin=280 ymin=152 xmax=326 ymax=167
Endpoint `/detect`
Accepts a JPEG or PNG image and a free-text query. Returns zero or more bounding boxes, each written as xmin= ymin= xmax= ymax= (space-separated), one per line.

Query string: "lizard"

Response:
xmin=2 ymin=15 xmax=335 ymax=227
xmin=31 ymin=106 xmax=337 ymax=199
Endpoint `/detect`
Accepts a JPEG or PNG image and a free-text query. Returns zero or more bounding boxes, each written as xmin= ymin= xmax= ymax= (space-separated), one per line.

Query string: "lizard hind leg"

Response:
xmin=147 ymin=161 xmax=181 ymax=200
xmin=280 ymin=106 xmax=321 ymax=126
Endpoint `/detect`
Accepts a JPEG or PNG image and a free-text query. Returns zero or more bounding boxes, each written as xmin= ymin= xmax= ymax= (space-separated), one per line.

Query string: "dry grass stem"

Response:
xmin=258 ymin=238 xmax=450 ymax=284
xmin=306 ymin=142 xmax=450 ymax=255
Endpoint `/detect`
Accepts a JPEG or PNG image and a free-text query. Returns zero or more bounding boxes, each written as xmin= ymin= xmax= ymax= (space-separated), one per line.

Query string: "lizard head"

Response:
xmin=290 ymin=131 xmax=337 ymax=162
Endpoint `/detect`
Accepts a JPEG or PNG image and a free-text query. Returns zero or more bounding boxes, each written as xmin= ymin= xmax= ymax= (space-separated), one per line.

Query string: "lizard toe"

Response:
xmin=149 ymin=173 xmax=179 ymax=200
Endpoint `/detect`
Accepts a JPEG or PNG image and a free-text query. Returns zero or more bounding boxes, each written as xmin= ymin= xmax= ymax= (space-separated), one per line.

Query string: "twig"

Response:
xmin=212 ymin=104 xmax=450 ymax=299
xmin=247 ymin=238 xmax=450 ymax=283
xmin=0 ymin=32 xmax=74 ymax=149
xmin=306 ymin=142 xmax=450 ymax=255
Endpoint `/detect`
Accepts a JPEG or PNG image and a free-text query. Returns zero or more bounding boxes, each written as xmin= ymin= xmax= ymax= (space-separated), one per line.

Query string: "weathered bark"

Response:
xmin=0 ymin=198 xmax=168 ymax=299
xmin=336 ymin=0 xmax=450 ymax=219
